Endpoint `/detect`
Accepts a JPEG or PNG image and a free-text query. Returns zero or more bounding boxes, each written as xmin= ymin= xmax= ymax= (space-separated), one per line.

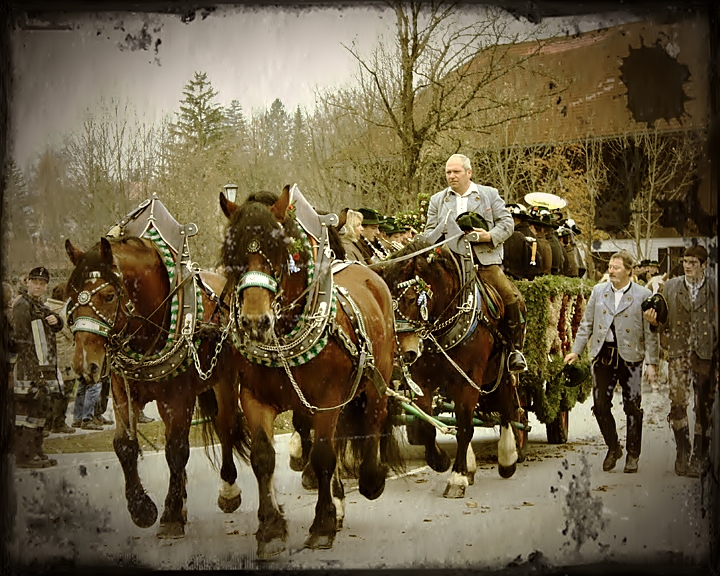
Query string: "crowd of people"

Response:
xmin=5 ymin=152 xmax=716 ymax=481
xmin=5 ymin=268 xmax=154 ymax=469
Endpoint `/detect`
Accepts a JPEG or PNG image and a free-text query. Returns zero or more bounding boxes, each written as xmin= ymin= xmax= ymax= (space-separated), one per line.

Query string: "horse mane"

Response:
xmin=382 ymin=236 xmax=457 ymax=288
xmin=221 ymin=198 xmax=305 ymax=286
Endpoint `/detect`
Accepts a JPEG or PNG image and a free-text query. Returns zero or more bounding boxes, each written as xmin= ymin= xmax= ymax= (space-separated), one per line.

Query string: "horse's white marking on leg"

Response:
xmin=332 ymin=473 xmax=345 ymax=526
xmin=288 ymin=431 xmax=302 ymax=460
xmin=466 ymin=444 xmax=477 ymax=475
xmin=219 ymin=480 xmax=241 ymax=500
xmin=447 ymin=471 xmax=469 ymax=490
xmin=498 ymin=424 xmax=518 ymax=467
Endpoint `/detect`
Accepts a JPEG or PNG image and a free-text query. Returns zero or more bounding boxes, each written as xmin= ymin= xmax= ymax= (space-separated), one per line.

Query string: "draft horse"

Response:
xmin=376 ymin=235 xmax=521 ymax=498
xmin=220 ymin=185 xmax=402 ymax=557
xmin=65 ymin=235 xmax=250 ymax=538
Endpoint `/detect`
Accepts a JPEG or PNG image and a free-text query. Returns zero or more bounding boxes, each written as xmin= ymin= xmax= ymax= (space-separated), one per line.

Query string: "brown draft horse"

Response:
xmin=65 ymin=236 xmax=250 ymax=538
xmin=219 ymin=186 xmax=402 ymax=557
xmin=377 ymin=236 xmax=521 ymax=498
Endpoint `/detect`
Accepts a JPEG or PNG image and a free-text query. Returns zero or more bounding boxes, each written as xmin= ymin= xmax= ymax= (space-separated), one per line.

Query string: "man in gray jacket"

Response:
xmin=644 ymin=245 xmax=717 ymax=477
xmin=564 ymin=251 xmax=658 ymax=473
xmin=425 ymin=153 xmax=526 ymax=372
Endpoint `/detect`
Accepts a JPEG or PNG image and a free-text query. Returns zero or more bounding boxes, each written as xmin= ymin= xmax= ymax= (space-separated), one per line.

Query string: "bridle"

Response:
xmin=392 ymin=275 xmax=435 ymax=338
xmin=67 ymin=270 xmax=136 ymax=340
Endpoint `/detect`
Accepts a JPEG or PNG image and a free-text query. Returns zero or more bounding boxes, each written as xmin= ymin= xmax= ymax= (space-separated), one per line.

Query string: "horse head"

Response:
xmin=220 ymin=185 xmax=309 ymax=344
xmin=65 ymin=236 xmax=169 ymax=383
xmin=377 ymin=238 xmax=460 ymax=365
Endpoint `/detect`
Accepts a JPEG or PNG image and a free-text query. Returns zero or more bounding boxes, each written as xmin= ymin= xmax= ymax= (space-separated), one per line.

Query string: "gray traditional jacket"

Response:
xmin=424 ymin=183 xmax=514 ymax=266
xmin=572 ymin=280 xmax=659 ymax=365
xmin=655 ymin=274 xmax=717 ymax=360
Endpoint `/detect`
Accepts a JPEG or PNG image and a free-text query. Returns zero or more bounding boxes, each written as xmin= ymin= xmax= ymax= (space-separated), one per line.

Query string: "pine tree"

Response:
xmin=172 ymin=72 xmax=225 ymax=153
xmin=265 ymin=98 xmax=289 ymax=161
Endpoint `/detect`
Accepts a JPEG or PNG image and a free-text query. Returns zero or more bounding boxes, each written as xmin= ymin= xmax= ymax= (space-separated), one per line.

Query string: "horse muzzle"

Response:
xmin=399 ymin=333 xmax=424 ymax=365
xmin=240 ymin=312 xmax=275 ymax=344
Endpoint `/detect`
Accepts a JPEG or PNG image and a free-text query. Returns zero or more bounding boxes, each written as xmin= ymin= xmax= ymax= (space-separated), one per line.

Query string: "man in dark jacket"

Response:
xmin=503 ymin=203 xmax=539 ymax=280
xmin=11 ymin=267 xmax=63 ymax=468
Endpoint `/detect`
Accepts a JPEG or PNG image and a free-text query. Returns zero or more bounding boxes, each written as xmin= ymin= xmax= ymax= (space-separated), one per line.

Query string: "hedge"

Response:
xmin=513 ymin=275 xmax=596 ymax=424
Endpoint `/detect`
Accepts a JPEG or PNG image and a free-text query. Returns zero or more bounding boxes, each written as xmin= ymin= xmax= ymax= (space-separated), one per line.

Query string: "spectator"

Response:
xmin=11 ymin=267 xmax=63 ymax=468
xmin=564 ymin=251 xmax=658 ymax=474
xmin=644 ymin=245 xmax=717 ymax=477
xmin=45 ymin=283 xmax=77 ymax=434
xmin=340 ymin=209 xmax=366 ymax=262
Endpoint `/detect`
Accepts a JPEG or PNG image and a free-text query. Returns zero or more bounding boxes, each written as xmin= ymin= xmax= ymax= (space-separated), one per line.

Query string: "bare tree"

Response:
xmin=328 ymin=1 xmax=562 ymax=204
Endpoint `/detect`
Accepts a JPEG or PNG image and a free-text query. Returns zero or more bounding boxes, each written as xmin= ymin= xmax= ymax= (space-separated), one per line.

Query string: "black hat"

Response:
xmin=527 ymin=208 xmax=557 ymax=229
xmin=564 ymin=218 xmax=581 ymax=235
xmin=27 ymin=266 xmax=50 ymax=282
xmin=562 ymin=363 xmax=589 ymax=388
xmin=358 ymin=208 xmax=382 ymax=226
xmin=647 ymin=260 xmax=660 ymax=267
xmin=639 ymin=259 xmax=651 ymax=267
xmin=556 ymin=225 xmax=573 ymax=237
xmin=641 ymin=293 xmax=668 ymax=324
xmin=456 ymin=211 xmax=489 ymax=232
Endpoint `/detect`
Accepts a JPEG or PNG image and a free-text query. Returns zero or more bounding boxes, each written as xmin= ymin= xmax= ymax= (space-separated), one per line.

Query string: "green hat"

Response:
xmin=358 ymin=208 xmax=382 ymax=226
xmin=379 ymin=217 xmax=407 ymax=235
xmin=562 ymin=363 xmax=589 ymax=388
xmin=641 ymin=293 xmax=668 ymax=324
xmin=456 ymin=211 xmax=489 ymax=232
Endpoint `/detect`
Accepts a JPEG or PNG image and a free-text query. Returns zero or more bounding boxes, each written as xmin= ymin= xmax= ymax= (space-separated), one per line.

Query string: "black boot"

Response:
xmin=624 ymin=407 xmax=643 ymax=473
xmin=686 ymin=433 xmax=704 ymax=478
xmin=592 ymin=406 xmax=620 ymax=471
xmin=503 ymin=301 xmax=527 ymax=373
xmin=672 ymin=427 xmax=691 ymax=476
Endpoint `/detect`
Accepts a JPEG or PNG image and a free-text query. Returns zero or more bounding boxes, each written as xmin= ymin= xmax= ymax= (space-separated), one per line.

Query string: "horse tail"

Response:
xmin=196 ymin=389 xmax=251 ymax=468
xmin=335 ymin=391 xmax=406 ymax=477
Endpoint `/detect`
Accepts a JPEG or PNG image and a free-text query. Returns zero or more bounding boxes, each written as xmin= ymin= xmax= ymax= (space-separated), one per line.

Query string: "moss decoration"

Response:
xmin=513 ymin=276 xmax=595 ymax=424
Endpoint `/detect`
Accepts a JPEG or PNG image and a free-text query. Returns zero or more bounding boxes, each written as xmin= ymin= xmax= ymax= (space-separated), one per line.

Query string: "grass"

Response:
xmin=43 ymin=410 xmax=296 ymax=455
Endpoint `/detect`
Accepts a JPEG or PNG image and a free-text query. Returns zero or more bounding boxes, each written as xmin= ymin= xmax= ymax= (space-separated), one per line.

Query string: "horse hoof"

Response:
xmin=428 ymin=453 xmax=452 ymax=473
xmin=443 ymin=483 xmax=466 ymax=499
xmin=301 ymin=469 xmax=318 ymax=491
xmin=359 ymin=477 xmax=385 ymax=501
xmin=157 ymin=521 xmax=185 ymax=539
xmin=498 ymin=463 xmax=517 ymax=479
xmin=218 ymin=493 xmax=242 ymax=513
xmin=305 ymin=532 xmax=335 ymax=550
xmin=289 ymin=455 xmax=306 ymax=473
xmin=257 ymin=538 xmax=286 ymax=560
xmin=128 ymin=494 xmax=158 ymax=528
xmin=467 ymin=472 xmax=475 ymax=486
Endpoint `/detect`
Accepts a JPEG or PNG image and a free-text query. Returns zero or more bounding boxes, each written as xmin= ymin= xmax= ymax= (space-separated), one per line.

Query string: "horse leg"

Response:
xmin=290 ymin=411 xmax=318 ymax=490
xmin=305 ymin=411 xmax=340 ymax=550
xmin=112 ymin=377 xmax=157 ymax=528
xmin=242 ymin=389 xmax=286 ymax=559
xmin=214 ymin=374 xmax=242 ymax=513
xmin=156 ymin=392 xmax=194 ymax=539
xmin=358 ymin=391 xmax=389 ymax=501
xmin=332 ymin=469 xmax=346 ymax=529
xmin=444 ymin=389 xmax=478 ymax=499
xmin=497 ymin=375 xmax=519 ymax=479
xmin=414 ymin=393 xmax=451 ymax=473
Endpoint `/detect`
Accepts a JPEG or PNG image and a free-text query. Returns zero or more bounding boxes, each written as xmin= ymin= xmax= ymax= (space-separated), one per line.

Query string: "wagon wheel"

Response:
xmin=546 ymin=410 xmax=569 ymax=444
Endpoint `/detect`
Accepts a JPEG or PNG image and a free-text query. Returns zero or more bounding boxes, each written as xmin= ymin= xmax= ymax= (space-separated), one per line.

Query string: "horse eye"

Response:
xmin=105 ymin=293 xmax=116 ymax=303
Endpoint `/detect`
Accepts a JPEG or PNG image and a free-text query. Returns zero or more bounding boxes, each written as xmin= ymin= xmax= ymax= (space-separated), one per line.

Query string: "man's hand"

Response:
xmin=471 ymin=228 xmax=492 ymax=243
xmin=643 ymin=308 xmax=658 ymax=326
xmin=645 ymin=364 xmax=657 ymax=384
xmin=45 ymin=314 xmax=58 ymax=326
xmin=564 ymin=352 xmax=578 ymax=365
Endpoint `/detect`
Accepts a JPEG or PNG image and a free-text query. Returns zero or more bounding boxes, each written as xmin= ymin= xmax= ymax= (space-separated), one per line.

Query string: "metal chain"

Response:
xmin=184 ymin=320 xmax=233 ymax=381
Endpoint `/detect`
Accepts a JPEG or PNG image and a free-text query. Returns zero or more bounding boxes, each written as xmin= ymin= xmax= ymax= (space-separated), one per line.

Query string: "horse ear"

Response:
xmin=336 ymin=207 xmax=348 ymax=231
xmin=65 ymin=239 xmax=84 ymax=265
xmin=99 ymin=237 xmax=114 ymax=266
xmin=271 ymin=185 xmax=291 ymax=222
xmin=220 ymin=192 xmax=237 ymax=219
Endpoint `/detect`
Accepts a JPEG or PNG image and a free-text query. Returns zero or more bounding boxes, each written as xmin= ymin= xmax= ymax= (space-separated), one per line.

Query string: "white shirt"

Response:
xmin=453 ymin=183 xmax=476 ymax=216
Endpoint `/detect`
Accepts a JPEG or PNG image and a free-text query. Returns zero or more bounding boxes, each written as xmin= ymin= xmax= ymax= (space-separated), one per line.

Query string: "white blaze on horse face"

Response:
xmin=498 ymin=424 xmax=518 ymax=468
xmin=75 ymin=333 xmax=106 ymax=383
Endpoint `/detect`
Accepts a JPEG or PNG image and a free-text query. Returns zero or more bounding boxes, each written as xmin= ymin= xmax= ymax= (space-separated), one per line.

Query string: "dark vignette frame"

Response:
xmin=0 ymin=0 xmax=717 ymax=575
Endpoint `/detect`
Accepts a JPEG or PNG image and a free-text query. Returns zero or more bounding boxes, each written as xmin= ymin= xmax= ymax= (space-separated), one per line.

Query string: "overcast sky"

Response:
xmin=10 ymin=5 xmax=642 ymax=171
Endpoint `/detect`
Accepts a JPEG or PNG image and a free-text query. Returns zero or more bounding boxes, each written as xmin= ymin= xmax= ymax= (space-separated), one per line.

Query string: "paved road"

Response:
xmin=9 ymin=388 xmax=712 ymax=571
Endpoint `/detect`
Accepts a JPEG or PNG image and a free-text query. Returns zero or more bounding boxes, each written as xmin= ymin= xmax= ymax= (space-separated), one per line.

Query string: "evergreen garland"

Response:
xmin=514 ymin=275 xmax=595 ymax=423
